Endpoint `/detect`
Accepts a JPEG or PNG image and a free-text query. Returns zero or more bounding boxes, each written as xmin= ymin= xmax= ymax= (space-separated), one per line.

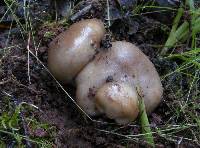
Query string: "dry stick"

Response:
xmin=70 ymin=4 xmax=92 ymax=21
xmin=136 ymin=87 xmax=155 ymax=147
xmin=27 ymin=32 xmax=31 ymax=84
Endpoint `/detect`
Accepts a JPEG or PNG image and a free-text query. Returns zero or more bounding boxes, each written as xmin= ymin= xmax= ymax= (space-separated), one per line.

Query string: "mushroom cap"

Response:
xmin=48 ymin=19 xmax=105 ymax=83
xmin=95 ymin=82 xmax=139 ymax=124
xmin=76 ymin=41 xmax=163 ymax=121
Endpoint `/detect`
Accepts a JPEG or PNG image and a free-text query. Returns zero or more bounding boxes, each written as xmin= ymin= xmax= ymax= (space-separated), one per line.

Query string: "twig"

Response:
xmin=70 ymin=4 xmax=92 ymax=21
xmin=27 ymin=32 xmax=31 ymax=84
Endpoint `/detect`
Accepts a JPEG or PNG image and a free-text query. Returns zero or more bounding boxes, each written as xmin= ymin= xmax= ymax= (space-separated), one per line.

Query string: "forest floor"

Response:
xmin=0 ymin=0 xmax=199 ymax=147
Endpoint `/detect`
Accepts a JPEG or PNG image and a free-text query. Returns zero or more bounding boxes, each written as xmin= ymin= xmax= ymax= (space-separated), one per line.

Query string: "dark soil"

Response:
xmin=0 ymin=0 xmax=199 ymax=147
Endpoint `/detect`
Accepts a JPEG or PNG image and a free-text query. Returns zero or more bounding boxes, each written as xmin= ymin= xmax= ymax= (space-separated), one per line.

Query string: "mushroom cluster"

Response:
xmin=48 ymin=19 xmax=163 ymax=124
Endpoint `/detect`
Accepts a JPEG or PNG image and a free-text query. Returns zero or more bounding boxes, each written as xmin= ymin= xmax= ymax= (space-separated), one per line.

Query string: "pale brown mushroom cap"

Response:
xmin=95 ymin=82 xmax=139 ymax=124
xmin=48 ymin=19 xmax=105 ymax=83
xmin=110 ymin=41 xmax=163 ymax=114
xmin=76 ymin=41 xmax=163 ymax=122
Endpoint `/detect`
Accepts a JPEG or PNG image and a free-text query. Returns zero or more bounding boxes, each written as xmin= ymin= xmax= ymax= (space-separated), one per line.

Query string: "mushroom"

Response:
xmin=48 ymin=19 xmax=105 ymax=83
xmin=76 ymin=41 xmax=163 ymax=124
xmin=48 ymin=19 xmax=163 ymax=124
